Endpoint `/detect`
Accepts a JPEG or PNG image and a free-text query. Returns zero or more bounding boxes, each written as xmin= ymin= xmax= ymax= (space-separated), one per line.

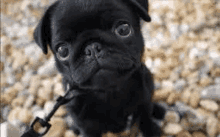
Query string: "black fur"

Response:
xmin=34 ymin=0 xmax=166 ymax=136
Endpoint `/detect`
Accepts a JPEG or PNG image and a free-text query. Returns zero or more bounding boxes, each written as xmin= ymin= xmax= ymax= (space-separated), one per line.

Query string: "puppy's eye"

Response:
xmin=114 ymin=22 xmax=132 ymax=38
xmin=56 ymin=45 xmax=70 ymax=61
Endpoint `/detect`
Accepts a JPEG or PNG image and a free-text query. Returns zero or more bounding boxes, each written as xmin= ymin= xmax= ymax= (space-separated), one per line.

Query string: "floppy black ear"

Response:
xmin=127 ymin=0 xmax=151 ymax=22
xmin=34 ymin=2 xmax=58 ymax=54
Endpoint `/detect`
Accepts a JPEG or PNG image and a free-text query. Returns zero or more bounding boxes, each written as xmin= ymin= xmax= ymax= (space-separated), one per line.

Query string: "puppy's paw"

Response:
xmin=152 ymin=103 xmax=166 ymax=120
xmin=139 ymin=118 xmax=162 ymax=137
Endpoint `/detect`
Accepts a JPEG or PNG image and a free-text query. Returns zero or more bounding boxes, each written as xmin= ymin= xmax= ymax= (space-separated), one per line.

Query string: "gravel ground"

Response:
xmin=1 ymin=0 xmax=220 ymax=137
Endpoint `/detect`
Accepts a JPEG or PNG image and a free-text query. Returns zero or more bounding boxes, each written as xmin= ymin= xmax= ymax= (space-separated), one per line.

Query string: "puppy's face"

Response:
xmin=34 ymin=0 xmax=151 ymax=90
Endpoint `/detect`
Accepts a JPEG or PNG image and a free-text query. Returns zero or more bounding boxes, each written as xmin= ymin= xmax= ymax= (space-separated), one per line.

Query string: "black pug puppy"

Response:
xmin=34 ymin=0 xmax=166 ymax=136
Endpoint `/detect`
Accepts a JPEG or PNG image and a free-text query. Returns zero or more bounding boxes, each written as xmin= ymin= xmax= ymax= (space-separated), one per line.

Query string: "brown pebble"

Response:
xmin=192 ymin=131 xmax=206 ymax=137
xmin=13 ymin=82 xmax=25 ymax=91
xmin=181 ymin=69 xmax=191 ymax=78
xmin=38 ymin=87 xmax=53 ymax=101
xmin=199 ymin=76 xmax=212 ymax=87
xmin=176 ymin=130 xmax=192 ymax=137
xmin=11 ymin=96 xmax=26 ymax=108
xmin=152 ymin=89 xmax=172 ymax=101
xmin=217 ymin=111 xmax=220 ymax=120
xmin=18 ymin=108 xmax=33 ymax=124
xmin=206 ymin=116 xmax=218 ymax=137
xmin=217 ymin=120 xmax=220 ymax=134
xmin=180 ymin=118 xmax=190 ymax=131
xmin=28 ymin=75 xmax=41 ymax=96
xmin=64 ymin=130 xmax=77 ymax=137
xmin=5 ymin=87 xmax=18 ymax=99
xmin=211 ymin=67 xmax=220 ymax=77
xmin=181 ymin=90 xmax=191 ymax=104
xmin=54 ymin=106 xmax=67 ymax=117
xmin=164 ymin=111 xmax=180 ymax=123
xmin=7 ymin=107 xmax=22 ymax=123
xmin=166 ymin=92 xmax=179 ymax=105
xmin=54 ymin=83 xmax=65 ymax=96
xmin=44 ymin=117 xmax=67 ymax=137
xmin=0 ymin=61 xmax=4 ymax=71
xmin=1 ymin=93 xmax=14 ymax=105
xmin=200 ymin=99 xmax=219 ymax=112
xmin=102 ymin=132 xmax=118 ymax=137
xmin=189 ymin=91 xmax=200 ymax=108
xmin=163 ymin=123 xmax=183 ymax=135
xmin=36 ymin=98 xmax=46 ymax=107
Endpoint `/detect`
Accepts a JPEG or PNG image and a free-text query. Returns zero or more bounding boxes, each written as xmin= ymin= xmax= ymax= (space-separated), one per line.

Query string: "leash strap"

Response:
xmin=21 ymin=87 xmax=84 ymax=137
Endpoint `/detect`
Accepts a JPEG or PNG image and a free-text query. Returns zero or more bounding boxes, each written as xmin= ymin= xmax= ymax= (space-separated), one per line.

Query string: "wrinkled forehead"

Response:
xmin=51 ymin=0 xmax=137 ymax=27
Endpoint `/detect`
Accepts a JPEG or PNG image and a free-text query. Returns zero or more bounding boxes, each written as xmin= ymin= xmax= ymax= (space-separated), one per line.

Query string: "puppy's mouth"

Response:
xmin=71 ymin=55 xmax=136 ymax=86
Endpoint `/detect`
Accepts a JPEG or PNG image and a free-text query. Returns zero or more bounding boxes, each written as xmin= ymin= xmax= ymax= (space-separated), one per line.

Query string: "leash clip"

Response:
xmin=31 ymin=117 xmax=51 ymax=136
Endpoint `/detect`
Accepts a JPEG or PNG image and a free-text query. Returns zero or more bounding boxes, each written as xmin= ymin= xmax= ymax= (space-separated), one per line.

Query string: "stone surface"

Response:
xmin=176 ymin=130 xmax=192 ymax=137
xmin=206 ymin=116 xmax=218 ymax=137
xmin=64 ymin=130 xmax=77 ymax=137
xmin=44 ymin=117 xmax=67 ymax=137
xmin=38 ymin=56 xmax=58 ymax=76
xmin=199 ymin=99 xmax=219 ymax=112
xmin=192 ymin=131 xmax=206 ymax=137
xmin=11 ymin=96 xmax=26 ymax=108
xmin=7 ymin=107 xmax=22 ymax=123
xmin=164 ymin=111 xmax=180 ymax=123
xmin=181 ymin=90 xmax=191 ymax=104
xmin=174 ymin=79 xmax=186 ymax=92
xmin=18 ymin=108 xmax=33 ymax=124
xmin=163 ymin=123 xmax=183 ymax=135
xmin=200 ymin=85 xmax=220 ymax=101
xmin=189 ymin=91 xmax=200 ymax=108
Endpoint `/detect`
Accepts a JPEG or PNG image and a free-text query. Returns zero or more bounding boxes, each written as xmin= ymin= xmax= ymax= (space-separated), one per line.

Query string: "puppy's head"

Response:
xmin=34 ymin=0 xmax=151 ymax=90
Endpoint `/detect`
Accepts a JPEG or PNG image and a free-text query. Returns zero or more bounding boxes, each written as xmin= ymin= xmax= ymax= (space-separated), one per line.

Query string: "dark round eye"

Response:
xmin=114 ymin=23 xmax=132 ymax=37
xmin=56 ymin=45 xmax=69 ymax=61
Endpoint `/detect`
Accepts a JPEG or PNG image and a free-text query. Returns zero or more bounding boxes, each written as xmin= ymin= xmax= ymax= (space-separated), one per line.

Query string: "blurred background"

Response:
xmin=1 ymin=0 xmax=220 ymax=137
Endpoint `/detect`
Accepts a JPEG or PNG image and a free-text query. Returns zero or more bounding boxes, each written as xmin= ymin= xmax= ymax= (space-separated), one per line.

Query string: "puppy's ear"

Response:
xmin=34 ymin=2 xmax=58 ymax=54
xmin=127 ymin=0 xmax=151 ymax=22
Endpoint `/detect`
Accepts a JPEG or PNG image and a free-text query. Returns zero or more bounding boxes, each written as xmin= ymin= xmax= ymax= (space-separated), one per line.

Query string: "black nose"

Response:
xmin=85 ymin=42 xmax=102 ymax=58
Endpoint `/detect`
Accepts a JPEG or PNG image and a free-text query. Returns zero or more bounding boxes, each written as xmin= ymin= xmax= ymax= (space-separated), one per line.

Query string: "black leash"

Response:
xmin=21 ymin=85 xmax=84 ymax=137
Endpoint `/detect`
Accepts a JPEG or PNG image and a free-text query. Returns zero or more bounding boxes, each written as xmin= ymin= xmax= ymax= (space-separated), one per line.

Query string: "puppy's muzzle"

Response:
xmin=85 ymin=42 xmax=103 ymax=59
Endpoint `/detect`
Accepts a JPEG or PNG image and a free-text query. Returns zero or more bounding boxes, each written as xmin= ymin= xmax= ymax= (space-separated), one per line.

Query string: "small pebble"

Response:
xmin=54 ymin=83 xmax=65 ymax=96
xmin=162 ymin=80 xmax=174 ymax=91
xmin=192 ymin=131 xmax=206 ymax=137
xmin=164 ymin=111 xmax=180 ymax=123
xmin=181 ymin=90 xmax=191 ymax=104
xmin=18 ymin=108 xmax=33 ymax=124
xmin=200 ymin=99 xmax=219 ymax=112
xmin=7 ymin=107 xmax=22 ymax=123
xmin=153 ymin=89 xmax=172 ymax=101
xmin=54 ymin=106 xmax=67 ymax=117
xmin=38 ymin=87 xmax=53 ymax=101
xmin=200 ymin=85 xmax=220 ymax=101
xmin=23 ymin=95 xmax=35 ymax=108
xmin=64 ymin=130 xmax=77 ymax=137
xmin=44 ymin=117 xmax=67 ymax=137
xmin=174 ymin=79 xmax=186 ymax=92
xmin=163 ymin=123 xmax=183 ymax=135
xmin=218 ymin=111 xmax=220 ymax=120
xmin=176 ymin=130 xmax=192 ymax=137
xmin=189 ymin=91 xmax=200 ymax=108
xmin=206 ymin=116 xmax=218 ymax=137
xmin=11 ymin=96 xmax=26 ymax=108
xmin=166 ymin=92 xmax=179 ymax=105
